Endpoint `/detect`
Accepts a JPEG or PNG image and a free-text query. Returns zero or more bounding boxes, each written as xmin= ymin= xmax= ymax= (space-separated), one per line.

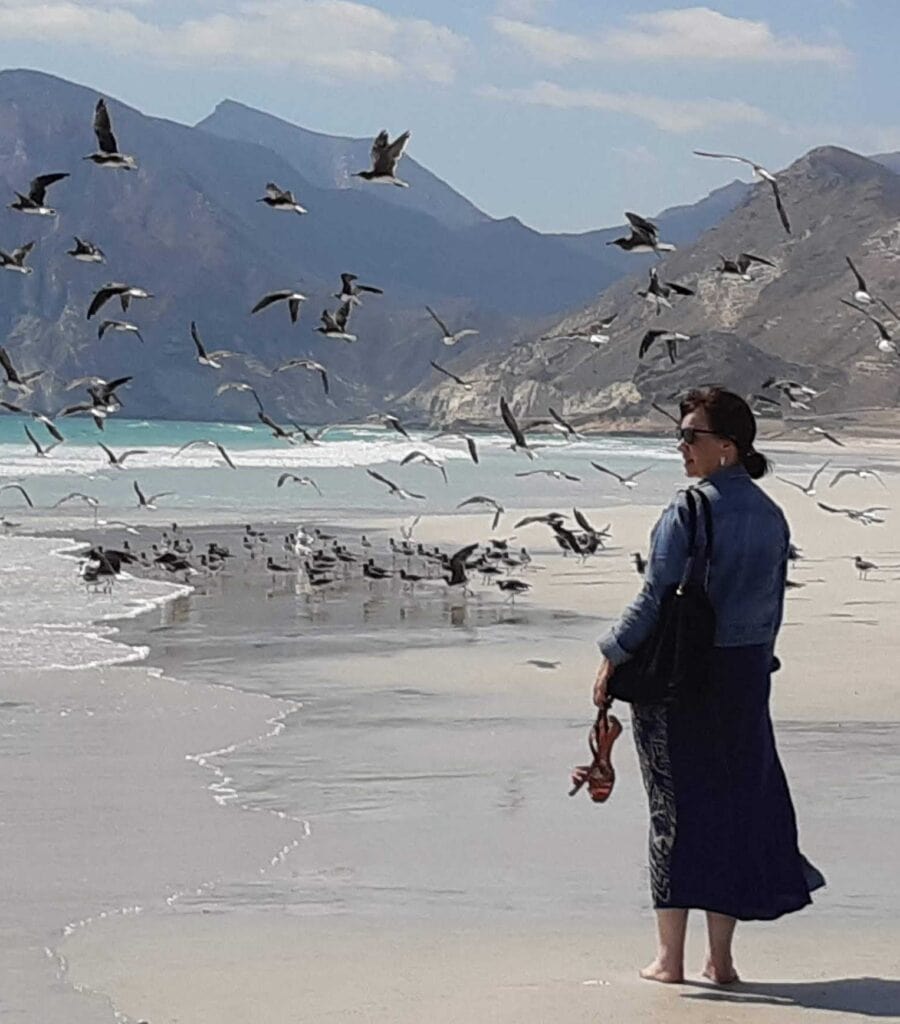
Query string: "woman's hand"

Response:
xmin=593 ymin=656 xmax=615 ymax=708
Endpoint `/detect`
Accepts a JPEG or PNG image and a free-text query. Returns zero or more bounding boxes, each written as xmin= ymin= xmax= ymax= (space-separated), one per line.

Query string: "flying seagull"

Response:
xmin=607 ymin=211 xmax=675 ymax=254
xmin=134 ymin=481 xmax=174 ymax=510
xmin=252 ymin=289 xmax=307 ymax=324
xmin=9 ymin=173 xmax=69 ymax=216
xmin=98 ymin=441 xmax=147 ymax=469
xmin=429 ymin=360 xmax=474 ymax=390
xmin=316 ymin=303 xmax=356 ymax=341
xmin=830 ymin=468 xmax=886 ymax=489
xmin=53 ymin=491 xmax=100 ymax=510
xmin=515 ymin=469 xmax=581 ymax=482
xmin=276 ymin=473 xmax=323 ymax=495
xmin=174 ymin=439 xmax=236 ymax=469
xmin=425 ymin=306 xmax=478 ymax=347
xmin=0 ymin=347 xmax=43 ymax=394
xmin=541 ymin=315 xmax=617 ymax=345
xmin=693 ymin=151 xmax=790 ymax=234
xmin=639 ymin=329 xmax=689 ymax=364
xmin=335 ymin=273 xmax=383 ymax=306
xmin=810 ymin=426 xmax=845 ymax=447
xmin=0 ymin=401 xmax=65 ymax=442
xmin=86 ymin=98 xmax=137 ymax=169
xmin=366 ymin=468 xmax=425 ymax=500
xmin=0 ymin=483 xmax=34 ymax=508
xmin=591 ymin=462 xmax=652 ymax=488
xmin=99 ymin=320 xmax=144 ymax=343
xmin=638 ymin=267 xmax=695 ymax=314
xmin=67 ymin=237 xmax=105 ymax=263
xmin=274 ymin=357 xmax=329 ymax=395
xmin=457 ymin=495 xmax=504 ymax=531
xmin=718 ymin=253 xmax=775 ymax=281
xmin=87 ymin=282 xmax=152 ymax=319
xmin=0 ymin=241 xmax=35 ymax=274
xmin=846 ymin=256 xmax=874 ymax=305
xmin=776 ymin=460 xmax=830 ymax=496
xmin=24 ymin=423 xmax=60 ymax=458
xmin=840 ymin=299 xmax=896 ymax=353
xmin=427 ymin=430 xmax=479 ymax=464
xmin=500 ymin=396 xmax=534 ymax=458
xmin=257 ymin=182 xmax=306 ymax=214
xmin=401 ymin=450 xmax=447 ymax=483
xmin=817 ymin=502 xmax=887 ymax=526
xmin=190 ymin=322 xmax=240 ymax=369
xmin=354 ymin=130 xmax=411 ymax=187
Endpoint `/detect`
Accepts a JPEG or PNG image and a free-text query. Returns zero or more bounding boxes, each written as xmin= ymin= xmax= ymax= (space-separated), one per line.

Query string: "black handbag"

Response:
xmin=608 ymin=487 xmax=716 ymax=706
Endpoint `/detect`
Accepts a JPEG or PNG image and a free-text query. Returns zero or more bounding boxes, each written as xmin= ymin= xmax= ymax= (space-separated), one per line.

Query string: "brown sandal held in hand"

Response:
xmin=569 ymin=705 xmax=623 ymax=802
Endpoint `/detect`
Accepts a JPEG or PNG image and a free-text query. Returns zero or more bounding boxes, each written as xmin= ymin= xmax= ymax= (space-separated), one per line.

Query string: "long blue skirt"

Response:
xmin=631 ymin=644 xmax=825 ymax=921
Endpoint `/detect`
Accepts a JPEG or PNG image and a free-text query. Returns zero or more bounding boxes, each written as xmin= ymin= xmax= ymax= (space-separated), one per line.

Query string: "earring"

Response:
xmin=719 ymin=454 xmax=726 ymax=467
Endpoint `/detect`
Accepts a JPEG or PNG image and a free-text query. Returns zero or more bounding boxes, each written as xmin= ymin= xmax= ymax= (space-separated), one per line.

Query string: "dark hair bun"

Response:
xmin=741 ymin=448 xmax=770 ymax=479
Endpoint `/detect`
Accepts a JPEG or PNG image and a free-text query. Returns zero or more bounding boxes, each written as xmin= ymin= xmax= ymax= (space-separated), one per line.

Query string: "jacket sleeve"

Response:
xmin=598 ymin=493 xmax=693 ymax=666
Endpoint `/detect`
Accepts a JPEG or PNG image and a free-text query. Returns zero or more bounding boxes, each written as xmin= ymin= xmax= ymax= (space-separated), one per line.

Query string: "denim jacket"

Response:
xmin=599 ymin=464 xmax=789 ymax=665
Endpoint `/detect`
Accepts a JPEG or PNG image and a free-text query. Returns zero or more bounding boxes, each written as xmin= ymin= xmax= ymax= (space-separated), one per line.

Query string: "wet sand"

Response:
xmin=50 ymin=464 xmax=900 ymax=1024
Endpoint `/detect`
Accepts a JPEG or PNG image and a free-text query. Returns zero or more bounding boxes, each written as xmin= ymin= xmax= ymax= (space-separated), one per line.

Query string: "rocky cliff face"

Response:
xmin=406 ymin=146 xmax=900 ymax=429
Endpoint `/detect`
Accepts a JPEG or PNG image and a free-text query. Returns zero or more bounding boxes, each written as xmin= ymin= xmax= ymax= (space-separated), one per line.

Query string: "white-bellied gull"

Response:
xmin=0 ymin=241 xmax=35 ymax=274
xmin=257 ymin=182 xmax=306 ymax=214
xmin=86 ymin=99 xmax=137 ymax=169
xmin=693 ymin=151 xmax=790 ymax=234
xmin=354 ymin=131 xmax=411 ymax=187
xmin=9 ymin=173 xmax=68 ymax=216
xmin=252 ymin=289 xmax=308 ymax=324
xmin=426 ymin=306 xmax=478 ymax=347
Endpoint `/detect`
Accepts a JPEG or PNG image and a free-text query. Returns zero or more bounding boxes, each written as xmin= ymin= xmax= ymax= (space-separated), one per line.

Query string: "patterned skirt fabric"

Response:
xmin=631 ymin=644 xmax=825 ymax=921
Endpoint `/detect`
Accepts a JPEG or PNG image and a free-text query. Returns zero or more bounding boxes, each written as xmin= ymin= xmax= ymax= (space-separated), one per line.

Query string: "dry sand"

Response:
xmin=6 ymin=461 xmax=900 ymax=1023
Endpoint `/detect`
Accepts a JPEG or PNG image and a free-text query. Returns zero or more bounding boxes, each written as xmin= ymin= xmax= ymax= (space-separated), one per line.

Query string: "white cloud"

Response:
xmin=492 ymin=7 xmax=851 ymax=67
xmin=478 ymin=81 xmax=770 ymax=133
xmin=0 ymin=0 xmax=467 ymax=82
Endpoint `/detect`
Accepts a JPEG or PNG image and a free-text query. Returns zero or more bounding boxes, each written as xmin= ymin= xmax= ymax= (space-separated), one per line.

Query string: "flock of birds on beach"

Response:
xmin=0 ymin=99 xmax=895 ymax=595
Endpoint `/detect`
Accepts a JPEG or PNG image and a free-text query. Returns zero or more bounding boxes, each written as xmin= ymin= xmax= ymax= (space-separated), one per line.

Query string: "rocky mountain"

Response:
xmin=407 ymin=146 xmax=900 ymax=430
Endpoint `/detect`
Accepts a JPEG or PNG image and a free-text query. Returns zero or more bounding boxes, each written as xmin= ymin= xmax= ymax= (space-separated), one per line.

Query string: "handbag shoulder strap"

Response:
xmin=677 ymin=487 xmax=713 ymax=590
xmin=690 ymin=486 xmax=714 ymax=585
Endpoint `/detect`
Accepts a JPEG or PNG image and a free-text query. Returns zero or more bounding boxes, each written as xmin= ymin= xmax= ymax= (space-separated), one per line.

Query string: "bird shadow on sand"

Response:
xmin=680 ymin=976 xmax=900 ymax=1017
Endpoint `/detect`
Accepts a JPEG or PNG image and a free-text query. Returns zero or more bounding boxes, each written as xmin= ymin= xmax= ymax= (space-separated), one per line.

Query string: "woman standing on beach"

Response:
xmin=592 ymin=387 xmax=824 ymax=985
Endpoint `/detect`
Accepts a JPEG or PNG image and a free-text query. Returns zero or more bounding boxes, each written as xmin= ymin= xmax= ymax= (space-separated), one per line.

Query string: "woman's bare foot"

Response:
xmin=640 ymin=958 xmax=684 ymax=984
xmin=702 ymin=959 xmax=739 ymax=985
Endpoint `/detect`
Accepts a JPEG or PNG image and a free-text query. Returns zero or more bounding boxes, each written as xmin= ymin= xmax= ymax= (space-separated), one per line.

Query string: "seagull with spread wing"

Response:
xmin=515 ymin=469 xmax=581 ymax=482
xmin=427 ymin=431 xmax=479 ymax=464
xmin=693 ymin=150 xmax=790 ymax=234
xmin=840 ymin=299 xmax=896 ymax=354
xmin=98 ymin=320 xmax=144 ymax=343
xmin=316 ymin=302 xmax=356 ymax=341
xmin=500 ymin=396 xmax=535 ymax=458
xmin=9 ymin=173 xmax=69 ymax=215
xmin=591 ymin=462 xmax=652 ymax=488
xmin=639 ymin=329 xmax=689 ymax=364
xmin=190 ymin=322 xmax=241 ymax=369
xmin=830 ymin=467 xmax=886 ymax=489
xmin=0 ymin=483 xmax=34 ymax=508
xmin=817 ymin=502 xmax=888 ymax=526
xmin=335 ymin=273 xmax=383 ymax=306
xmin=717 ymin=253 xmax=776 ymax=281
xmin=776 ymin=460 xmax=830 ymax=496
xmin=85 ymin=98 xmax=137 ymax=169
xmin=133 ymin=481 xmax=174 ymax=510
xmin=353 ymin=130 xmax=411 ymax=187
xmin=0 ymin=241 xmax=35 ymax=274
xmin=98 ymin=442 xmax=147 ymax=469
xmin=274 ymin=357 xmax=330 ymax=395
xmin=429 ymin=360 xmax=475 ymax=390
xmin=0 ymin=347 xmax=43 ymax=394
xmin=87 ymin=282 xmax=152 ymax=319
xmin=276 ymin=473 xmax=323 ymax=496
xmin=257 ymin=182 xmax=306 ymax=214
xmin=425 ymin=306 xmax=478 ymax=347
xmin=67 ymin=237 xmax=105 ymax=263
xmin=252 ymin=288 xmax=307 ymax=324
xmin=173 ymin=439 xmax=236 ymax=470
xmin=401 ymin=450 xmax=447 ymax=483
xmin=366 ymin=468 xmax=425 ymax=501
xmin=23 ymin=424 xmax=60 ymax=458
xmin=457 ymin=495 xmax=504 ymax=531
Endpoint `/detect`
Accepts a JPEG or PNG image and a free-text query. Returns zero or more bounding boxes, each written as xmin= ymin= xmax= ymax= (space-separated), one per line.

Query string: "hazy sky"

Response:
xmin=0 ymin=1 xmax=895 ymax=231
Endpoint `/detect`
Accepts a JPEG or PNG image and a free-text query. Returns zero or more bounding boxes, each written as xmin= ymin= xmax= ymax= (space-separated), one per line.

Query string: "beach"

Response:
xmin=2 ymin=430 xmax=899 ymax=1024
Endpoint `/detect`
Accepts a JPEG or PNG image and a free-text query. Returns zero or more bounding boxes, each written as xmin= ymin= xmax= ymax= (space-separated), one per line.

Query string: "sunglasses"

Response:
xmin=675 ymin=426 xmax=719 ymax=444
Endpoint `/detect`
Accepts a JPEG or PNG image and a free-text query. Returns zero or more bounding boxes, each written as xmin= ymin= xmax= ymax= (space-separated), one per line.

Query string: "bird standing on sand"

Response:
xmin=693 ymin=151 xmax=790 ymax=234
xmin=9 ymin=173 xmax=68 ymax=216
xmin=257 ymin=182 xmax=306 ymax=214
xmin=86 ymin=98 xmax=137 ymax=169
xmin=854 ymin=555 xmax=877 ymax=579
xmin=425 ymin=306 xmax=478 ymax=347
xmin=0 ymin=241 xmax=35 ymax=274
xmin=354 ymin=130 xmax=411 ymax=187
